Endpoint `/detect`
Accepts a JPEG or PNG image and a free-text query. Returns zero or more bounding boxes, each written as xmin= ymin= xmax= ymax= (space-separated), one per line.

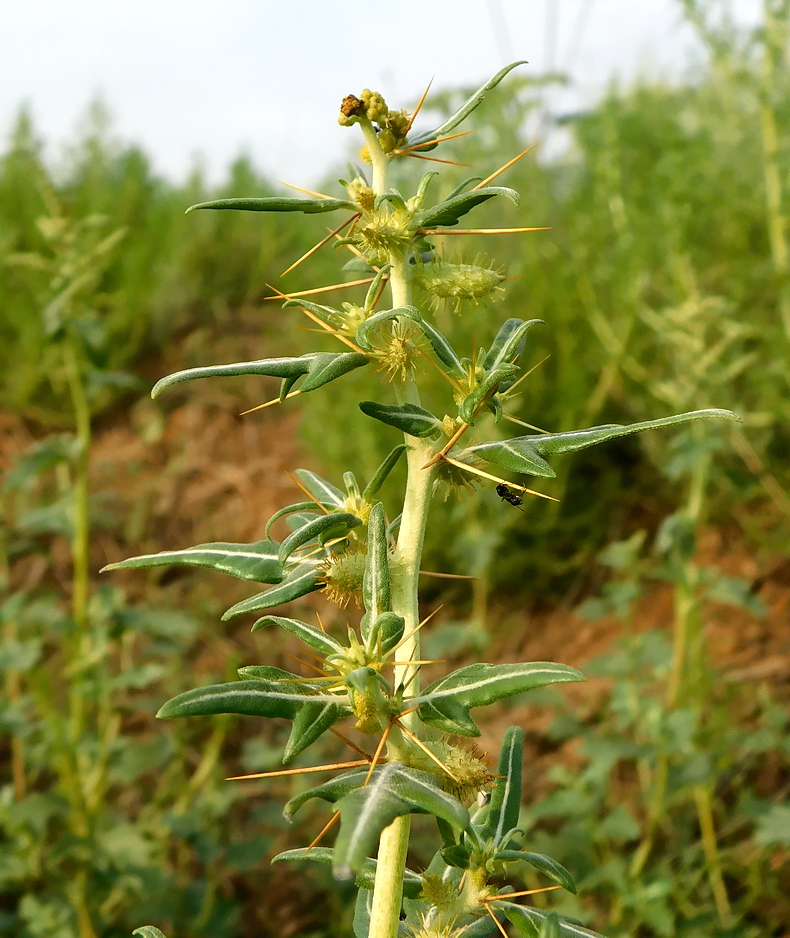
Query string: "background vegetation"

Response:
xmin=1 ymin=4 xmax=788 ymax=936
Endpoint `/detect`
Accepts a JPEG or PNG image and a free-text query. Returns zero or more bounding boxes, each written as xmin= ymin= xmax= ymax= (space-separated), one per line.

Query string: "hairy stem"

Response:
xmin=367 ymin=142 xmax=436 ymax=938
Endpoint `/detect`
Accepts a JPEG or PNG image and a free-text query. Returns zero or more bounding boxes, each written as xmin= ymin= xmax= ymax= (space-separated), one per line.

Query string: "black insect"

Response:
xmin=496 ymin=483 xmax=524 ymax=511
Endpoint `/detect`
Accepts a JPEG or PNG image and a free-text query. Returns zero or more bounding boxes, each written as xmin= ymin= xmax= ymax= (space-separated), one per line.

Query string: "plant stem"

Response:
xmin=366 ymin=141 xmax=436 ymax=938
xmin=759 ymin=0 xmax=790 ymax=341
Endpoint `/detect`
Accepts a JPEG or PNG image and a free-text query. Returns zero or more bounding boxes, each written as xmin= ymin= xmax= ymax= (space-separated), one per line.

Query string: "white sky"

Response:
xmin=2 ymin=0 xmax=761 ymax=185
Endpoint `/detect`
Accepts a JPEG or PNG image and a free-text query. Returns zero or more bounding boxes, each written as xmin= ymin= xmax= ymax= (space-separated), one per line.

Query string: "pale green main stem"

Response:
xmin=367 ymin=134 xmax=437 ymax=938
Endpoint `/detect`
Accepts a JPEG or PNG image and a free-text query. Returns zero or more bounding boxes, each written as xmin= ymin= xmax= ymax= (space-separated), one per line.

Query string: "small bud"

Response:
xmin=340 ymin=94 xmax=364 ymax=118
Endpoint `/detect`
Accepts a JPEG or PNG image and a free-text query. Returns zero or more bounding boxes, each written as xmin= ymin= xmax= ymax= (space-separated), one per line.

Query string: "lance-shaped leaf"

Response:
xmin=361 ymin=503 xmax=390 ymax=640
xmin=278 ymin=512 xmax=362 ymax=564
xmin=463 ymin=409 xmax=741 ymax=478
xmin=492 ymin=851 xmax=576 ymax=894
xmin=480 ymin=726 xmax=524 ymax=843
xmin=363 ymin=444 xmax=407 ymax=501
xmin=271 ymin=847 xmax=423 ymax=898
xmin=500 ymin=903 xmax=605 ymax=938
xmin=355 ymin=306 xmax=423 ymax=351
xmin=158 ymin=678 xmax=349 ymax=763
xmin=414 ymin=662 xmax=585 ymax=737
xmin=102 ymin=540 xmax=283 ymax=584
xmin=483 ymin=319 xmax=543 ymax=373
xmin=359 ymin=401 xmax=443 ymax=438
xmin=294 ymin=469 xmax=346 ymax=507
xmin=407 ymin=62 xmax=527 ymax=149
xmin=186 ymin=196 xmax=356 ymax=214
xmin=411 ymin=187 xmax=520 ymax=231
xmin=250 ymin=615 xmax=344 ymax=656
xmin=151 ymin=351 xmax=368 ymax=399
xmin=333 ymin=763 xmax=472 ymax=879
xmin=222 ymin=562 xmax=320 ymax=619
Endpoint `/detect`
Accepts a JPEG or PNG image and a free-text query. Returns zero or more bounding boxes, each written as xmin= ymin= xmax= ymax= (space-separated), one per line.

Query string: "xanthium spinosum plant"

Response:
xmin=109 ymin=64 xmax=739 ymax=938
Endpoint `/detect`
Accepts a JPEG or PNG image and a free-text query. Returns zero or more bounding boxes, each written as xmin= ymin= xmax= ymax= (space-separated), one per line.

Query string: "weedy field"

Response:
xmin=1 ymin=6 xmax=789 ymax=937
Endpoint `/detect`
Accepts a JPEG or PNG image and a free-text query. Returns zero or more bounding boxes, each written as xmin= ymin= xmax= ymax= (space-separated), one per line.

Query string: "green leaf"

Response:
xmin=186 ymin=196 xmax=356 ymax=214
xmin=102 ymin=540 xmax=283 ymax=584
xmin=151 ymin=351 xmax=368 ymax=399
xmin=493 ymin=851 xmax=576 ymax=894
xmin=483 ymin=319 xmax=543 ymax=373
xmin=294 ymin=469 xmax=346 ymax=507
xmin=281 ymin=297 xmax=345 ymax=328
xmin=271 ymin=847 xmax=423 ymax=897
xmin=363 ymin=444 xmax=407 ymax=501
xmin=278 ymin=512 xmax=362 ymax=564
xmin=333 ymin=763 xmax=472 ymax=879
xmin=415 ymin=663 xmax=585 ymax=737
xmin=412 ymin=187 xmax=520 ymax=230
xmin=366 ymin=611 xmax=405 ymax=656
xmin=463 ymin=409 xmax=741 ymax=478
xmin=157 ymin=679 xmax=349 ymax=762
xmin=132 ymin=928 xmax=169 ymax=938
xmin=361 ymin=503 xmax=390 ymax=636
xmin=408 ymin=62 xmax=527 ymax=149
xmin=481 ymin=727 xmax=524 ymax=843
xmin=501 ymin=903 xmax=604 ymax=938
xmin=359 ymin=401 xmax=443 ymax=438
xmin=222 ymin=563 xmax=320 ymax=619
xmin=355 ymin=306 xmax=423 ymax=351
xmin=250 ymin=615 xmax=343 ymax=656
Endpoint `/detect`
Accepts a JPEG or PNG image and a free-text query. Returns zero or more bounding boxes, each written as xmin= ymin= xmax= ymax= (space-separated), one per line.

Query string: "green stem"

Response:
xmin=631 ymin=447 xmax=712 ymax=879
xmin=759 ymin=0 xmax=790 ymax=341
xmin=366 ymin=139 xmax=436 ymax=938
xmin=693 ymin=783 xmax=732 ymax=928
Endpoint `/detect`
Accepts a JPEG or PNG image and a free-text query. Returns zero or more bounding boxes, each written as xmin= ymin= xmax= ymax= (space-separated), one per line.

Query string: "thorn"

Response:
xmin=295 ymin=306 xmax=366 ymax=353
xmin=500 ymin=354 xmax=551 ymax=400
xmin=406 ymin=153 xmax=471 ymax=166
xmin=316 ymin=612 xmax=326 ymax=633
xmin=412 ymin=342 xmax=463 ymax=391
xmin=283 ymin=651 xmax=326 ymax=676
xmin=422 ymin=421 xmax=470 ymax=468
xmin=281 ymin=214 xmax=359 ymax=276
xmin=277 ymin=180 xmax=334 ymax=200
xmin=417 ymin=227 xmax=550 ymax=236
xmin=473 ymin=145 xmax=536 ymax=190
xmin=307 ymin=810 xmax=340 ymax=850
xmin=491 ymin=886 xmax=562 ymax=900
xmin=501 ymin=414 xmax=553 ymax=434
xmin=263 ymin=277 xmax=375 ymax=300
xmin=226 ymin=759 xmax=367 ymax=781
xmin=364 ymin=722 xmax=393 ymax=786
xmin=401 ymin=77 xmax=434 ymax=140
xmin=483 ymin=903 xmax=510 ymax=938
xmin=394 ymin=131 xmax=472 ymax=155
xmin=441 ymin=456 xmax=559 ymax=502
xmin=395 ymin=720 xmax=462 ymax=783
xmin=387 ymin=604 xmax=444 ymax=657
xmin=241 ymin=389 xmax=301 ymax=415
xmin=286 ymin=470 xmax=333 ymax=513
xmin=329 ymin=726 xmax=375 ymax=762
xmin=419 ymin=570 xmax=477 ymax=580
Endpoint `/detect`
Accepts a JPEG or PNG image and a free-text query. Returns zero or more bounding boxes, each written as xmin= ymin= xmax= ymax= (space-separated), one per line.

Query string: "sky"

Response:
xmin=2 ymin=0 xmax=761 ymax=186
